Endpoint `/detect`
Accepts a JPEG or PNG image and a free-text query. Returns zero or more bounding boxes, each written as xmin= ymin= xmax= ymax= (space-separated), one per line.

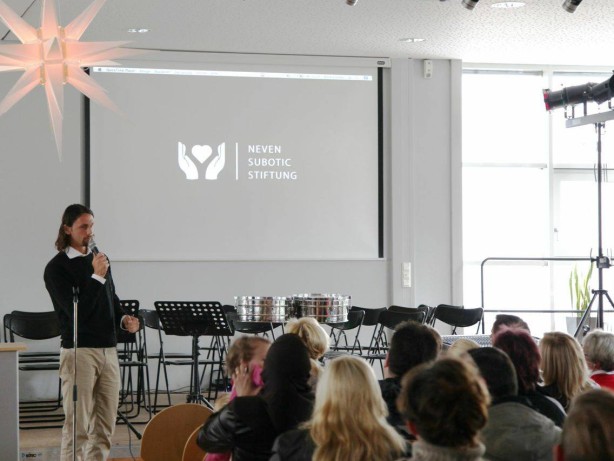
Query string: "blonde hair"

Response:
xmin=286 ymin=317 xmax=330 ymax=360
xmin=561 ymin=389 xmax=614 ymax=460
xmin=540 ymin=332 xmax=591 ymax=405
xmin=447 ymin=338 xmax=480 ymax=357
xmin=308 ymin=356 xmax=406 ymax=461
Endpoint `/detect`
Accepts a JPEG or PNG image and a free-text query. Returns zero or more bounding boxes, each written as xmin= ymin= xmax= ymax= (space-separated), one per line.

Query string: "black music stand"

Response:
xmin=155 ymin=302 xmax=234 ymax=409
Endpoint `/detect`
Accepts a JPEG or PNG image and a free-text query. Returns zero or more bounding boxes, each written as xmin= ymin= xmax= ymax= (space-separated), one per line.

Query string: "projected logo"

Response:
xmin=177 ymin=141 xmax=226 ymax=180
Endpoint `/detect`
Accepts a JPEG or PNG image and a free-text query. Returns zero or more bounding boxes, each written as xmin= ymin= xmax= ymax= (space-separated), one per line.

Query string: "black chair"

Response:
xmin=368 ymin=309 xmax=426 ymax=375
xmin=140 ymin=308 xmax=193 ymax=413
xmin=350 ymin=306 xmax=386 ymax=355
xmin=388 ymin=305 xmax=430 ymax=324
xmin=430 ymin=304 xmax=484 ymax=334
xmin=116 ymin=300 xmax=152 ymax=422
xmin=4 ymin=310 xmax=63 ymax=429
xmin=328 ymin=309 xmax=365 ymax=355
xmin=225 ymin=310 xmax=278 ymax=340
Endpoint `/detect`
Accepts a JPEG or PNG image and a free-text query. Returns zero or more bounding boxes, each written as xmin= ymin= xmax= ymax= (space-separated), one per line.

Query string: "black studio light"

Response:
xmin=543 ymin=74 xmax=614 ymax=111
xmin=562 ymin=0 xmax=583 ymax=13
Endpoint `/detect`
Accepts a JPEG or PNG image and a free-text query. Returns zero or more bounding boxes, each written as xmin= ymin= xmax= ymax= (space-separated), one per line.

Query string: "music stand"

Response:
xmin=155 ymin=301 xmax=234 ymax=409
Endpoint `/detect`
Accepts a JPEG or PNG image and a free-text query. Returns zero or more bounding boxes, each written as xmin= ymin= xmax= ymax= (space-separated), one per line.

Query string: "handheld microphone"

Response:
xmin=88 ymin=238 xmax=100 ymax=256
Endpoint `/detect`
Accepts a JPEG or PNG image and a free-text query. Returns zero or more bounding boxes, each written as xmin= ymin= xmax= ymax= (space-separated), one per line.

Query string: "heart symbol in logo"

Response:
xmin=192 ymin=145 xmax=212 ymax=164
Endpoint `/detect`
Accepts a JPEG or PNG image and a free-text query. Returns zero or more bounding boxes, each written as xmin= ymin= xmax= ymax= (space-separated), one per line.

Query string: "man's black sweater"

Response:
xmin=44 ymin=251 xmax=125 ymax=348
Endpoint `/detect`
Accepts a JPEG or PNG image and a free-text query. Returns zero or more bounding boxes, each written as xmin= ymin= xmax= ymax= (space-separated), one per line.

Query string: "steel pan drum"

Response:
xmin=234 ymin=296 xmax=293 ymax=322
xmin=293 ymin=293 xmax=351 ymax=323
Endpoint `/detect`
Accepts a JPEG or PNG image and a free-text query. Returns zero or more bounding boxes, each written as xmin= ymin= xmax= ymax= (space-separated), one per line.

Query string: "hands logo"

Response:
xmin=178 ymin=142 xmax=226 ymax=180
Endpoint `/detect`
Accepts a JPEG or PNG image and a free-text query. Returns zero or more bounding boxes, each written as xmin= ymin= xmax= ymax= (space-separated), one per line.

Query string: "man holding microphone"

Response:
xmin=44 ymin=204 xmax=139 ymax=461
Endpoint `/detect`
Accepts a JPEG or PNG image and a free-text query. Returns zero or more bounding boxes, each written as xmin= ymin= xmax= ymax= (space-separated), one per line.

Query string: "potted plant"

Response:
xmin=567 ymin=262 xmax=596 ymax=338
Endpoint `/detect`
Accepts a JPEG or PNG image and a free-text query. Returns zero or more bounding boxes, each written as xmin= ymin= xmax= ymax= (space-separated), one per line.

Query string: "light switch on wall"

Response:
xmin=402 ymin=262 xmax=411 ymax=288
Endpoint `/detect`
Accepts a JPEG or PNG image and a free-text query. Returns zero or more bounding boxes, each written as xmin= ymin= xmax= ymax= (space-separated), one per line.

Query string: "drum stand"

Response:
xmin=155 ymin=302 xmax=234 ymax=410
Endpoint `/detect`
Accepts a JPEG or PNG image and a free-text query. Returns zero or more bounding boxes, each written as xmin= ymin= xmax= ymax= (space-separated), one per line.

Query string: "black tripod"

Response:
xmin=566 ymin=115 xmax=614 ymax=337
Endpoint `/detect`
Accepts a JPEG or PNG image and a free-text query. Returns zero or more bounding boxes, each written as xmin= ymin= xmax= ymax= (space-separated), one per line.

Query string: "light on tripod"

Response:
xmin=543 ymin=83 xmax=595 ymax=111
xmin=591 ymin=75 xmax=614 ymax=105
xmin=462 ymin=0 xmax=479 ymax=10
xmin=562 ymin=0 xmax=583 ymax=13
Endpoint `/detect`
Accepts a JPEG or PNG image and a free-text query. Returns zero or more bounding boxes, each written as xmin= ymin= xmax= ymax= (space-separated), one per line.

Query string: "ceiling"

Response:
xmin=1 ymin=0 xmax=613 ymax=67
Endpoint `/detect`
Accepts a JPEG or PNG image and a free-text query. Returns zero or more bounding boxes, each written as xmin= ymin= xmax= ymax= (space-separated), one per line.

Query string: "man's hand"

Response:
xmin=122 ymin=316 xmax=140 ymax=333
xmin=92 ymin=253 xmax=109 ymax=278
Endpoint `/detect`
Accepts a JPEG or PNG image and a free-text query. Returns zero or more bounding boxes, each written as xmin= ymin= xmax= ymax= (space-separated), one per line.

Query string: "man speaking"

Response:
xmin=44 ymin=204 xmax=139 ymax=461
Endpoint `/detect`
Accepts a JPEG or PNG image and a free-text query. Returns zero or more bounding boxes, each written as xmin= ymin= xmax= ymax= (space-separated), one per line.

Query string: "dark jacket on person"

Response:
xmin=379 ymin=377 xmax=413 ymax=440
xmin=521 ymin=390 xmax=566 ymax=427
xmin=270 ymin=429 xmax=315 ymax=461
xmin=197 ymin=334 xmax=314 ymax=461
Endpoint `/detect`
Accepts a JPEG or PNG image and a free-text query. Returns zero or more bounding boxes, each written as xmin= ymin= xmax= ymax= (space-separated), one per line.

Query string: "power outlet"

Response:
xmin=402 ymin=262 xmax=411 ymax=288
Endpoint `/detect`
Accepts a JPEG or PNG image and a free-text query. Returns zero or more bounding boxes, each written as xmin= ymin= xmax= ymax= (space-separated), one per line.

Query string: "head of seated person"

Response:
xmin=386 ymin=320 xmax=441 ymax=379
xmin=491 ymin=314 xmax=530 ymax=340
xmin=286 ymin=317 xmax=330 ymax=361
xmin=582 ymin=329 xmax=614 ymax=390
xmin=492 ymin=328 xmax=540 ymax=394
xmin=469 ymin=347 xmax=562 ymax=461
xmin=556 ymin=389 xmax=614 ymax=461
xmin=397 ymin=357 xmax=490 ymax=460
xmin=309 ymin=355 xmax=407 ymax=461
xmin=446 ymin=338 xmax=480 ymax=358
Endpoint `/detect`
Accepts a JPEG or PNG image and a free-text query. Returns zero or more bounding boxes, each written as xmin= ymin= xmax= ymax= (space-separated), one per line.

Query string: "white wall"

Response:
xmin=0 ymin=56 xmax=461 ymax=398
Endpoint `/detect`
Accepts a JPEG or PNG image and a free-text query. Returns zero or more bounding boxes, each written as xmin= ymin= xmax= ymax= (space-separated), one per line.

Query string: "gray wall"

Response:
xmin=0 ymin=57 xmax=461 ymax=397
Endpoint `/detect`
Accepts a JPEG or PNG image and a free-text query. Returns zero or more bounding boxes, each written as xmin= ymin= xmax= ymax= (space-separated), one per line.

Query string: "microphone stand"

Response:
xmin=72 ymin=286 xmax=79 ymax=461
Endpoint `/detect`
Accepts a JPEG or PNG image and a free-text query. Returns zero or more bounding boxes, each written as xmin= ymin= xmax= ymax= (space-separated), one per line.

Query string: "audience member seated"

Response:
xmin=396 ymin=358 xmax=490 ymax=461
xmin=206 ymin=336 xmax=270 ymax=461
xmin=582 ymin=329 xmax=614 ymax=391
xmin=555 ymin=389 xmax=614 ymax=461
xmin=286 ymin=317 xmax=330 ymax=388
xmin=490 ymin=314 xmax=530 ymax=340
xmin=468 ymin=347 xmax=561 ymax=461
xmin=379 ymin=320 xmax=441 ymax=438
xmin=197 ymin=334 xmax=314 ymax=461
xmin=446 ymin=338 xmax=480 ymax=357
xmin=271 ymin=355 xmax=407 ymax=461
xmin=538 ymin=331 xmax=596 ymax=411
xmin=493 ymin=328 xmax=566 ymax=427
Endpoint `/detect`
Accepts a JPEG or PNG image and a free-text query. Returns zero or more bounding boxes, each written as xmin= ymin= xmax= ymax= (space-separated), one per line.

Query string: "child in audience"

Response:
xmin=286 ymin=317 xmax=330 ymax=387
xmin=539 ymin=331 xmax=596 ymax=410
xmin=582 ymin=329 xmax=614 ymax=390
xmin=396 ymin=358 xmax=490 ymax=461
xmin=271 ymin=355 xmax=407 ymax=461
xmin=555 ymin=389 xmax=614 ymax=461
xmin=207 ymin=336 xmax=270 ymax=461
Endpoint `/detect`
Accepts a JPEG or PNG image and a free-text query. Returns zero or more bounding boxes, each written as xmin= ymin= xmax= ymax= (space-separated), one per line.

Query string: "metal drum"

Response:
xmin=234 ymin=296 xmax=294 ymax=322
xmin=293 ymin=293 xmax=351 ymax=323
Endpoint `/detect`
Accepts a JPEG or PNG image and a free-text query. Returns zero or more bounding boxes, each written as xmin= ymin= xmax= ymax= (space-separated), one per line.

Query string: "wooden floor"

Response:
xmin=19 ymin=392 xmax=195 ymax=461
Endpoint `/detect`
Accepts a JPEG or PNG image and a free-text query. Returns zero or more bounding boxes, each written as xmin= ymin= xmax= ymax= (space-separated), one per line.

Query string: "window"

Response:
xmin=462 ymin=68 xmax=614 ymax=336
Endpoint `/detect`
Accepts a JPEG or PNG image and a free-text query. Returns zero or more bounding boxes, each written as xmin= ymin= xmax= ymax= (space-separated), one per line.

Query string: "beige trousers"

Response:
xmin=59 ymin=347 xmax=120 ymax=461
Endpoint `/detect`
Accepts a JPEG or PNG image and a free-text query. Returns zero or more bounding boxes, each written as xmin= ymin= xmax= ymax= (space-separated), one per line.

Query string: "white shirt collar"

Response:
xmin=65 ymin=246 xmax=92 ymax=259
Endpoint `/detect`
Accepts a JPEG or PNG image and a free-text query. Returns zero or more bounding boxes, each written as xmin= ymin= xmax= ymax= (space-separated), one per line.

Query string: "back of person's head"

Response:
xmin=468 ymin=347 xmax=518 ymax=399
xmin=226 ymin=336 xmax=271 ymax=376
xmin=540 ymin=332 xmax=589 ymax=402
xmin=447 ymin=338 xmax=480 ymax=357
xmin=397 ymin=357 xmax=490 ymax=448
xmin=285 ymin=317 xmax=330 ymax=360
xmin=558 ymin=389 xmax=614 ymax=461
xmin=582 ymin=329 xmax=614 ymax=372
xmin=55 ymin=203 xmax=94 ymax=251
xmin=492 ymin=328 xmax=540 ymax=394
xmin=387 ymin=321 xmax=441 ymax=377
xmin=310 ymin=355 xmax=406 ymax=461
xmin=491 ymin=314 xmax=530 ymax=337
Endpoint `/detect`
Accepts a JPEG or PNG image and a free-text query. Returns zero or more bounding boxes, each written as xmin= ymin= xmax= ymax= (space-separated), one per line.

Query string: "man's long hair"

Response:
xmin=54 ymin=204 xmax=93 ymax=251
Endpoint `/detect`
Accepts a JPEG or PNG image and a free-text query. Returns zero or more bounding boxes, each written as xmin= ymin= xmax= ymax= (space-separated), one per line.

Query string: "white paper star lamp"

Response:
xmin=0 ymin=0 xmax=145 ymax=157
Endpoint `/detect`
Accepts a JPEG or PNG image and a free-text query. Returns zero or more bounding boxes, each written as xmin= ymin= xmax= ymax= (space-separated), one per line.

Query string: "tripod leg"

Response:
xmin=574 ymin=292 xmax=599 ymax=339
